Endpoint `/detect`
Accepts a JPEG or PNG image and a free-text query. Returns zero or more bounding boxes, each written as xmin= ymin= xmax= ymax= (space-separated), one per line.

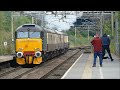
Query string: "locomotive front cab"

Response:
xmin=15 ymin=24 xmax=43 ymax=65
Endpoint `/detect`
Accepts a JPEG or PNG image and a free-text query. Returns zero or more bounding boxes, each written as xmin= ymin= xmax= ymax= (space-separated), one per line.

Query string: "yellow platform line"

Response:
xmin=81 ymin=53 xmax=93 ymax=79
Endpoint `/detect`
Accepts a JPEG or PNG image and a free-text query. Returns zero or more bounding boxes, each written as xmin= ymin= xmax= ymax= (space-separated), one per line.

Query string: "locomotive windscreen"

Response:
xmin=17 ymin=31 xmax=40 ymax=38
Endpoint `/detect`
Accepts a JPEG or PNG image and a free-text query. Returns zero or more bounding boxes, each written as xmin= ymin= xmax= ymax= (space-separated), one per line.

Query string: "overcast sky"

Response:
xmin=45 ymin=13 xmax=83 ymax=31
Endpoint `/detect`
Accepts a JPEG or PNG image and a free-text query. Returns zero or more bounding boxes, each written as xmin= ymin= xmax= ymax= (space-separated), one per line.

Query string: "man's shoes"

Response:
xmin=100 ymin=64 xmax=102 ymax=67
xmin=103 ymin=56 xmax=108 ymax=59
xmin=92 ymin=64 xmax=96 ymax=67
xmin=111 ymin=59 xmax=114 ymax=61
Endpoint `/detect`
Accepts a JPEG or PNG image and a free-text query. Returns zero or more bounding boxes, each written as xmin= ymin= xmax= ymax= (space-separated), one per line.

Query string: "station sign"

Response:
xmin=4 ymin=42 xmax=7 ymax=46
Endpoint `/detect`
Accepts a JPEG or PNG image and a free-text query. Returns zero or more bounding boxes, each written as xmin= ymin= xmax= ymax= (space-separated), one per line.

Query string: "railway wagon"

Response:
xmin=15 ymin=24 xmax=69 ymax=65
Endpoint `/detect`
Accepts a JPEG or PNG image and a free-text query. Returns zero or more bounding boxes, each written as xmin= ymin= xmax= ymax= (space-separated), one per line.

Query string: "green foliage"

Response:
xmin=118 ymin=12 xmax=120 ymax=43
xmin=4 ymin=11 xmax=11 ymax=32
xmin=66 ymin=28 xmax=93 ymax=48
xmin=103 ymin=20 xmax=111 ymax=34
xmin=103 ymin=11 xmax=120 ymax=55
xmin=0 ymin=11 xmax=6 ymax=31
xmin=103 ymin=16 xmax=115 ymax=53
xmin=80 ymin=31 xmax=88 ymax=37
xmin=0 ymin=30 xmax=14 ymax=55
xmin=14 ymin=16 xmax=31 ymax=30
xmin=0 ymin=11 xmax=11 ymax=32
xmin=0 ymin=11 xmax=32 ymax=55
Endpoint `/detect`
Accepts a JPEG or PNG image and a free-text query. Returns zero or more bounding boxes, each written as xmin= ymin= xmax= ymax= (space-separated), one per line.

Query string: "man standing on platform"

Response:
xmin=91 ymin=34 xmax=103 ymax=67
xmin=101 ymin=33 xmax=114 ymax=61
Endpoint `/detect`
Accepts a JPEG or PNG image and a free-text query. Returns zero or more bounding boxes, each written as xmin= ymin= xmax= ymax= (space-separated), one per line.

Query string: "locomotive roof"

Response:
xmin=54 ymin=30 xmax=64 ymax=34
xmin=43 ymin=28 xmax=56 ymax=33
xmin=16 ymin=24 xmax=68 ymax=36
xmin=43 ymin=28 xmax=63 ymax=34
xmin=16 ymin=24 xmax=43 ymax=32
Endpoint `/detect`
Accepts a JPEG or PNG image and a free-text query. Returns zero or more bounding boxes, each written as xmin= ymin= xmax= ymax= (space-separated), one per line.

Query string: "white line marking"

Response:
xmin=61 ymin=53 xmax=83 ymax=79
xmin=99 ymin=67 xmax=104 ymax=79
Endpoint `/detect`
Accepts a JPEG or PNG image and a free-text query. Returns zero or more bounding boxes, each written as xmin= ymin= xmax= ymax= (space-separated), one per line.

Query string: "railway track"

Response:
xmin=0 ymin=66 xmax=23 ymax=79
xmin=0 ymin=47 xmax=89 ymax=79
xmin=40 ymin=49 xmax=83 ymax=79
xmin=18 ymin=49 xmax=83 ymax=79
xmin=0 ymin=60 xmax=46 ymax=79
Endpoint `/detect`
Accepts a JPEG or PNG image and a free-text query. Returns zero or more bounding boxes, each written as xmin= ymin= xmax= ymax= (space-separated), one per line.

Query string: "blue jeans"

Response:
xmin=93 ymin=51 xmax=102 ymax=65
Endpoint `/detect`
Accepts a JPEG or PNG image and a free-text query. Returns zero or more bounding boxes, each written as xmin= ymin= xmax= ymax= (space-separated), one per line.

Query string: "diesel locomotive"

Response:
xmin=14 ymin=24 xmax=69 ymax=65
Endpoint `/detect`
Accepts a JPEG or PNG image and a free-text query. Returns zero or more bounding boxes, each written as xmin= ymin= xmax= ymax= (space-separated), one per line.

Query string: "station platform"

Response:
xmin=0 ymin=55 xmax=13 ymax=63
xmin=61 ymin=53 xmax=120 ymax=79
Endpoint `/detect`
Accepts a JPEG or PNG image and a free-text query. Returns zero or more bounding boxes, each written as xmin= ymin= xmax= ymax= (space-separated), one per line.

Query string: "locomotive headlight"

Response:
xmin=17 ymin=52 xmax=23 ymax=58
xmin=35 ymin=51 xmax=41 ymax=57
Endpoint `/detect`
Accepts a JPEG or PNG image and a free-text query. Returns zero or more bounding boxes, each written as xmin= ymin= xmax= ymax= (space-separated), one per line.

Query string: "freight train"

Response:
xmin=14 ymin=24 xmax=69 ymax=65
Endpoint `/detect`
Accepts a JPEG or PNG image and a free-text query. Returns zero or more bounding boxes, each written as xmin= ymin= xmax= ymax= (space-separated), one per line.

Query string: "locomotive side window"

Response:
xmin=17 ymin=32 xmax=28 ymax=38
xmin=29 ymin=32 xmax=40 ymax=38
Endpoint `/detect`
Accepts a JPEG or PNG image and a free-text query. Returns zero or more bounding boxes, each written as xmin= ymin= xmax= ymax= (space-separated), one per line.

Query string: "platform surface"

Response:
xmin=0 ymin=55 xmax=13 ymax=63
xmin=61 ymin=53 xmax=120 ymax=79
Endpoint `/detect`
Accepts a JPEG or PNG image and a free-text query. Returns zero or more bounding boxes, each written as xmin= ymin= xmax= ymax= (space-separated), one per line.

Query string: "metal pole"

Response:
xmin=102 ymin=12 xmax=104 ymax=28
xmin=36 ymin=18 xmax=37 ymax=24
xmin=42 ymin=13 xmax=45 ymax=27
xmin=100 ymin=12 xmax=103 ymax=37
xmin=75 ymin=26 xmax=76 ymax=47
xmin=88 ymin=26 xmax=90 ymax=40
xmin=111 ymin=11 xmax=114 ymax=37
xmin=115 ymin=12 xmax=118 ymax=43
xmin=115 ymin=11 xmax=119 ymax=55
xmin=11 ymin=11 xmax=14 ymax=41
xmin=32 ymin=16 xmax=34 ymax=24
xmin=39 ymin=12 xmax=45 ymax=27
